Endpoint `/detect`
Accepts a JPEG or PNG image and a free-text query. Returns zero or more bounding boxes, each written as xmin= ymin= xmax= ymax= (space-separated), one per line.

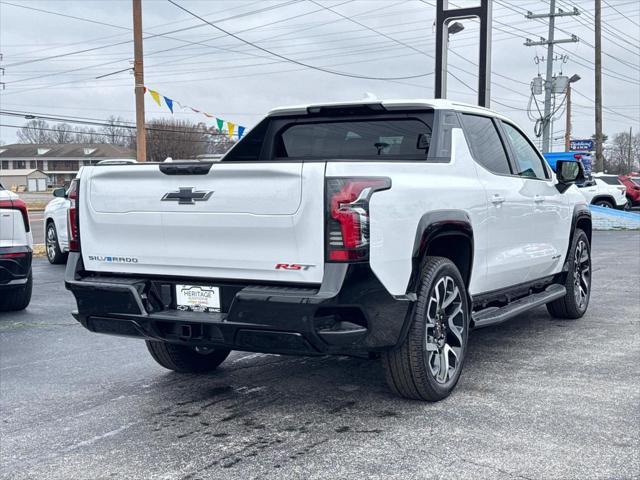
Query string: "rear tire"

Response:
xmin=382 ymin=257 xmax=469 ymax=402
xmin=547 ymin=228 xmax=591 ymax=319
xmin=46 ymin=222 xmax=67 ymax=265
xmin=146 ymin=341 xmax=230 ymax=373
xmin=0 ymin=270 xmax=33 ymax=312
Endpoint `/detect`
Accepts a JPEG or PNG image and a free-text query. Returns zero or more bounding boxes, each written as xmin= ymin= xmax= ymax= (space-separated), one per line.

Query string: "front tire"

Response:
xmin=547 ymin=228 xmax=591 ymax=319
xmin=146 ymin=341 xmax=230 ymax=373
xmin=382 ymin=257 xmax=469 ymax=402
xmin=46 ymin=222 xmax=67 ymax=264
xmin=593 ymin=199 xmax=613 ymax=208
xmin=0 ymin=270 xmax=33 ymax=312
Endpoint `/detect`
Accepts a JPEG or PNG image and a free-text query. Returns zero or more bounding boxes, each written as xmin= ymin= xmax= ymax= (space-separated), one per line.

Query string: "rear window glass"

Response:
xmin=598 ymin=176 xmax=622 ymax=185
xmin=274 ymin=118 xmax=433 ymax=159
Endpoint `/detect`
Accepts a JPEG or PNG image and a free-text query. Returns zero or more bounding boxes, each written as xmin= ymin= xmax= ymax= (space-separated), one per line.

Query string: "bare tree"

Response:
xmin=145 ymin=119 xmax=210 ymax=161
xmin=100 ymin=116 xmax=134 ymax=148
xmin=16 ymin=119 xmax=53 ymax=144
xmin=50 ymin=123 xmax=75 ymax=144
xmin=605 ymin=131 xmax=640 ymax=174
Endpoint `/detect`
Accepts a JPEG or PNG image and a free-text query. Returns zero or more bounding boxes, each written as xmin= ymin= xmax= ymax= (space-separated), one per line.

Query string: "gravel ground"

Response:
xmin=1 ymin=231 xmax=638 ymax=480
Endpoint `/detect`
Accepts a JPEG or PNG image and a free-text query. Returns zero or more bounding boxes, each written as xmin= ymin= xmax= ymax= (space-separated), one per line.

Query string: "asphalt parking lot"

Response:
xmin=1 ymin=231 xmax=638 ymax=480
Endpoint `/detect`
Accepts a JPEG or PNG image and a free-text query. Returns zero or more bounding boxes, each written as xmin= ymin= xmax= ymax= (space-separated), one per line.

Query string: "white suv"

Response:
xmin=65 ymin=99 xmax=591 ymax=401
xmin=44 ymin=186 xmax=71 ymax=264
xmin=577 ymin=176 xmax=627 ymax=209
xmin=0 ymin=182 xmax=33 ymax=311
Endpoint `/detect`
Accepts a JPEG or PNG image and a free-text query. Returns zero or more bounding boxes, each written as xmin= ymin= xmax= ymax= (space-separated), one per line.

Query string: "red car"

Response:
xmin=619 ymin=173 xmax=640 ymax=207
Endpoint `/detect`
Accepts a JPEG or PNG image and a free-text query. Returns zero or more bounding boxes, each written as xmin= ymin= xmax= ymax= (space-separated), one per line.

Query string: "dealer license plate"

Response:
xmin=175 ymin=285 xmax=221 ymax=313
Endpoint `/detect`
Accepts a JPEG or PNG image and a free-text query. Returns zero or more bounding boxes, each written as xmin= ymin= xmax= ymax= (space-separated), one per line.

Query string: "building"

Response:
xmin=0 ymin=169 xmax=49 ymax=192
xmin=0 ymin=144 xmax=135 ymax=187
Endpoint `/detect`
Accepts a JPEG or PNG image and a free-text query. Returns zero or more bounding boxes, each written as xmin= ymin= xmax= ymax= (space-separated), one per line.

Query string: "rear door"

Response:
xmin=499 ymin=121 xmax=571 ymax=279
xmin=460 ymin=113 xmax=533 ymax=291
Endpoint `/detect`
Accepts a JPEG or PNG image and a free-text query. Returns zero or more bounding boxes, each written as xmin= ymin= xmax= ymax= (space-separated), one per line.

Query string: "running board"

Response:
xmin=472 ymin=284 xmax=566 ymax=329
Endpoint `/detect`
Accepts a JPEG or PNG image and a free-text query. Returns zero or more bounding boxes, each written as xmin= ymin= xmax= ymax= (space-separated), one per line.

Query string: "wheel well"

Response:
xmin=423 ymin=233 xmax=473 ymax=287
xmin=591 ymin=195 xmax=615 ymax=206
xmin=576 ymin=217 xmax=592 ymax=244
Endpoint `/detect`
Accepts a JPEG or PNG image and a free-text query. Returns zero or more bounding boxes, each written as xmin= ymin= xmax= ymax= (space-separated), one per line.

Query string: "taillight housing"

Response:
xmin=325 ymin=177 xmax=391 ymax=262
xmin=67 ymin=179 xmax=80 ymax=252
xmin=0 ymin=197 xmax=30 ymax=233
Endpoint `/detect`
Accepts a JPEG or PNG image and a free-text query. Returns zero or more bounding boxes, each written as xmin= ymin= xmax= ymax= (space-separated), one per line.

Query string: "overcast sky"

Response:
xmin=0 ymin=0 xmax=638 ymax=150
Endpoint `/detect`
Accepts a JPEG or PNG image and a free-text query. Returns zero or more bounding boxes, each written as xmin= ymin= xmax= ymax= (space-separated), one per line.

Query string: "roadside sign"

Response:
xmin=570 ymin=139 xmax=594 ymax=151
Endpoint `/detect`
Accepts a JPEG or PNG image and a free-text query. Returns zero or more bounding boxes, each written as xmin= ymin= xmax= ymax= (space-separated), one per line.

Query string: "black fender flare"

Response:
xmin=407 ymin=209 xmax=474 ymax=295
xmin=563 ymin=204 xmax=592 ymax=271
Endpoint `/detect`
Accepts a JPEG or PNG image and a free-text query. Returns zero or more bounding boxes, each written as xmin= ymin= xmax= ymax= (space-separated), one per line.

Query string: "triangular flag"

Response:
xmin=164 ymin=96 xmax=174 ymax=113
xmin=238 ymin=126 xmax=245 ymax=139
xmin=149 ymin=89 xmax=162 ymax=107
xmin=216 ymin=118 xmax=224 ymax=131
xmin=227 ymin=122 xmax=235 ymax=139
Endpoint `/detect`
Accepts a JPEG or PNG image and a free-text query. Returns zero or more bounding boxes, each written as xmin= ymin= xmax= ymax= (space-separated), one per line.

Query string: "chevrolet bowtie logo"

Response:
xmin=161 ymin=187 xmax=213 ymax=205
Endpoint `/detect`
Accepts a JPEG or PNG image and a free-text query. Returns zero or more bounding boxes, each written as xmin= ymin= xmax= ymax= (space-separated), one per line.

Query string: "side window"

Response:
xmin=502 ymin=122 xmax=549 ymax=179
xmin=460 ymin=114 xmax=511 ymax=175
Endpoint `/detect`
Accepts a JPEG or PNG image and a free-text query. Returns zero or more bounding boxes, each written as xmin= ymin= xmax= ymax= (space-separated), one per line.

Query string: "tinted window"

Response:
xmin=598 ymin=176 xmax=621 ymax=186
xmin=502 ymin=122 xmax=548 ymax=179
xmin=223 ymin=118 xmax=268 ymax=161
xmin=275 ymin=118 xmax=432 ymax=159
xmin=461 ymin=114 xmax=511 ymax=175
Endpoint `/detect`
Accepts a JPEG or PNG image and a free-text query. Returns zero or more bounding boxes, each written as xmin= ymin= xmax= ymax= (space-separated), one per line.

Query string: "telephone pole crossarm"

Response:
xmin=524 ymin=35 xmax=578 ymax=46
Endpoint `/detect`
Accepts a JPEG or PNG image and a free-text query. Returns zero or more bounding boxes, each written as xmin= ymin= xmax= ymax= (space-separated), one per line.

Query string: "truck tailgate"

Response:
xmin=79 ymin=162 xmax=325 ymax=284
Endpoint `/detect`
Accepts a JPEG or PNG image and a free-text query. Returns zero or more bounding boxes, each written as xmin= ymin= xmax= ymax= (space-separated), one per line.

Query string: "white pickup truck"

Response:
xmin=65 ymin=99 xmax=592 ymax=401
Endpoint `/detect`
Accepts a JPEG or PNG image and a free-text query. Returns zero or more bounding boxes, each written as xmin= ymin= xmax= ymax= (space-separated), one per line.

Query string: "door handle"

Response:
xmin=491 ymin=194 xmax=505 ymax=205
xmin=534 ymin=195 xmax=545 ymax=203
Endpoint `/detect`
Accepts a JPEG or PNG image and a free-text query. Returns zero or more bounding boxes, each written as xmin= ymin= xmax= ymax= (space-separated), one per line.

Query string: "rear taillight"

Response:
xmin=325 ymin=177 xmax=390 ymax=262
xmin=67 ymin=179 xmax=80 ymax=252
xmin=0 ymin=198 xmax=30 ymax=233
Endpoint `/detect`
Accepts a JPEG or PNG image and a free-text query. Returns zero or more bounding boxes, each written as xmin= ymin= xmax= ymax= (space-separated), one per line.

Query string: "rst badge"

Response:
xmin=275 ymin=264 xmax=314 ymax=271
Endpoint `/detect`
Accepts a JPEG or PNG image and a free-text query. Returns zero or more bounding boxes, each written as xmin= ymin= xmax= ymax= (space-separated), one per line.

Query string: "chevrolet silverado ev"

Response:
xmin=65 ymin=100 xmax=591 ymax=401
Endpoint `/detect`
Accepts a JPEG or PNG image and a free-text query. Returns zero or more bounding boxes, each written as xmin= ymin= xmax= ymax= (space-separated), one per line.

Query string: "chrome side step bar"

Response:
xmin=472 ymin=284 xmax=566 ymax=329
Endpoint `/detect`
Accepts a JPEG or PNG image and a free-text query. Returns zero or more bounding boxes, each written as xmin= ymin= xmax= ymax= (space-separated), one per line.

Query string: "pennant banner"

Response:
xmin=143 ymin=85 xmax=246 ymax=139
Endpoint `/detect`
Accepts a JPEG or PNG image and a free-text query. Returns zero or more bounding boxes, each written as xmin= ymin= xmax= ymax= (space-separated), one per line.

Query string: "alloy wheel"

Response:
xmin=46 ymin=226 xmax=57 ymax=261
xmin=573 ymin=239 xmax=590 ymax=310
xmin=425 ymin=275 xmax=465 ymax=384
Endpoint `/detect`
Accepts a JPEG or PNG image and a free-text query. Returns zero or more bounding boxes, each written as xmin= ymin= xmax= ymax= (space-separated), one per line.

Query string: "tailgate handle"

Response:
xmin=159 ymin=163 xmax=213 ymax=175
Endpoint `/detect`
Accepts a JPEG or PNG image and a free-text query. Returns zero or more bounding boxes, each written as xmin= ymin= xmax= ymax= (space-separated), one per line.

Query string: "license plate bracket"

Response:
xmin=175 ymin=284 xmax=221 ymax=313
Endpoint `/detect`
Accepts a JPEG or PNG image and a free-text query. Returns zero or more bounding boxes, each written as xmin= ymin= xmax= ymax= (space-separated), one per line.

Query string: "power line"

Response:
xmin=165 ymin=0 xmax=432 ymax=81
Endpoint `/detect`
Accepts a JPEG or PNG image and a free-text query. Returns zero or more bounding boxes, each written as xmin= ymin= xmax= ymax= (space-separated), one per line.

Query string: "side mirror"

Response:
xmin=416 ymin=133 xmax=431 ymax=150
xmin=556 ymin=160 xmax=585 ymax=193
xmin=53 ymin=187 xmax=66 ymax=198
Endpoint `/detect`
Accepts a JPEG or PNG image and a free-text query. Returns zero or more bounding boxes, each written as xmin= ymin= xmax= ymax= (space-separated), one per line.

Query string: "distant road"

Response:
xmin=29 ymin=211 xmax=44 ymax=245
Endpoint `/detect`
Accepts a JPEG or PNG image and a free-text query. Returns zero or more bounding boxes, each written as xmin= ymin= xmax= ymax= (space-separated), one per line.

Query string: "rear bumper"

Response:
xmin=0 ymin=246 xmax=32 ymax=288
xmin=65 ymin=253 xmax=410 ymax=356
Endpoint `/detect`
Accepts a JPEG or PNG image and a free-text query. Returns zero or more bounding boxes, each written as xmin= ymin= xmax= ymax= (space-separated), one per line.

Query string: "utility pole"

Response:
xmin=524 ymin=3 xmax=579 ymax=153
xmin=594 ymin=0 xmax=604 ymax=172
xmin=132 ymin=0 xmax=146 ymax=162
xmin=629 ymin=127 xmax=633 ymax=173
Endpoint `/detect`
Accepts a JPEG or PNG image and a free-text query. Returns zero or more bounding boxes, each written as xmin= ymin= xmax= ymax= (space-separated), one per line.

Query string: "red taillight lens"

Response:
xmin=326 ymin=177 xmax=390 ymax=263
xmin=67 ymin=179 xmax=80 ymax=252
xmin=0 ymin=198 xmax=30 ymax=233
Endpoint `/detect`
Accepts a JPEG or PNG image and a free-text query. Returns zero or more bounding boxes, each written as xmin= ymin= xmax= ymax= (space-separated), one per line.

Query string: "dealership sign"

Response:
xmin=570 ymin=139 xmax=594 ymax=151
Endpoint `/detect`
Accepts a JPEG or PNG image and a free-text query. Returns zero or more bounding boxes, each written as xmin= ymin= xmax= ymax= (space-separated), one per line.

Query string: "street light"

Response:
xmin=565 ymin=74 xmax=581 ymax=152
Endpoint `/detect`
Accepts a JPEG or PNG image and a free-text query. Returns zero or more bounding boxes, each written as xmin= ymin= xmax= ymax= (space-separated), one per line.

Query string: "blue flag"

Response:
xmin=238 ymin=126 xmax=245 ymax=139
xmin=164 ymin=96 xmax=174 ymax=113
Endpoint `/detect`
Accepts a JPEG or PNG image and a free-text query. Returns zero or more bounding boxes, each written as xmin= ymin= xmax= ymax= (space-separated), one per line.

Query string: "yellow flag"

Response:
xmin=227 ymin=122 xmax=235 ymax=139
xmin=149 ymin=89 xmax=162 ymax=107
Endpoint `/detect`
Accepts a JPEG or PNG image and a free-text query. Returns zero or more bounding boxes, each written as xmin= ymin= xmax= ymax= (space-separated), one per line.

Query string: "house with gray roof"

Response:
xmin=0 ymin=144 xmax=135 ymax=187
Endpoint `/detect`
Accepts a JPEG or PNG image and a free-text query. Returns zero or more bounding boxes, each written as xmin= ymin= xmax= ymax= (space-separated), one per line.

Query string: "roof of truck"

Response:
xmin=268 ymin=99 xmax=508 ymax=120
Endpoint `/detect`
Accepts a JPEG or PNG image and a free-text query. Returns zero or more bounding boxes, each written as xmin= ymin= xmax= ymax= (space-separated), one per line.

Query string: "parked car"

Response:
xmin=65 ymin=99 xmax=592 ymax=402
xmin=0 ymin=181 xmax=33 ymax=311
xmin=577 ymin=177 xmax=627 ymax=209
xmin=618 ymin=174 xmax=640 ymax=207
xmin=44 ymin=185 xmax=72 ymax=264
